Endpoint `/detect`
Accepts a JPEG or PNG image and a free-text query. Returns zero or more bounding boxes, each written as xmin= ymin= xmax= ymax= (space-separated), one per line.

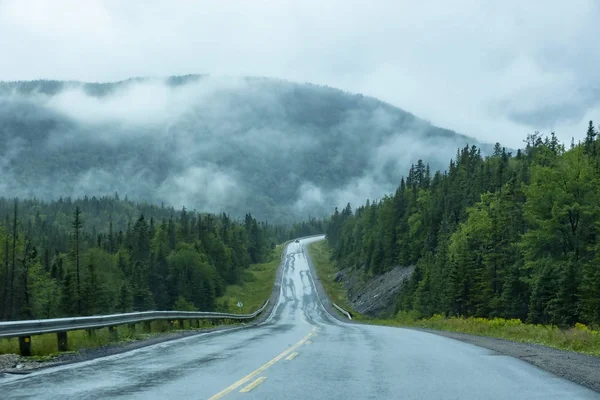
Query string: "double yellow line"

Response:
xmin=208 ymin=327 xmax=316 ymax=400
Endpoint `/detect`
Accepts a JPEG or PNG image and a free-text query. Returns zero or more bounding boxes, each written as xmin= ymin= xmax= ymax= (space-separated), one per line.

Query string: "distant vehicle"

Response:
xmin=295 ymin=239 xmax=300 ymax=243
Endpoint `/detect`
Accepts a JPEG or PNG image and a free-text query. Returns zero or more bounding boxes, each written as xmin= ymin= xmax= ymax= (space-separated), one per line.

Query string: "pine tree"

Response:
xmin=71 ymin=207 xmax=83 ymax=315
xmin=9 ymin=201 xmax=17 ymax=320
xmin=584 ymin=120 xmax=597 ymax=156
xmin=1 ymin=215 xmax=9 ymax=320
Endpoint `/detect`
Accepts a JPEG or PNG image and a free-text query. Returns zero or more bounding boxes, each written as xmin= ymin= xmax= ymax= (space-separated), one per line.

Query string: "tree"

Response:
xmin=173 ymin=295 xmax=197 ymax=311
xmin=19 ymin=237 xmax=37 ymax=319
xmin=117 ymin=282 xmax=133 ymax=313
xmin=9 ymin=201 xmax=17 ymax=320
xmin=1 ymin=215 xmax=9 ymax=320
xmin=326 ymin=127 xmax=600 ymax=327
xmin=584 ymin=120 xmax=597 ymax=157
xmin=72 ymin=206 xmax=83 ymax=315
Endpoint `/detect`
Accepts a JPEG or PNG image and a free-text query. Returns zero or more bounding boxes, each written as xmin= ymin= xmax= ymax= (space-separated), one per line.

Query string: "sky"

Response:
xmin=1 ymin=0 xmax=599 ymax=148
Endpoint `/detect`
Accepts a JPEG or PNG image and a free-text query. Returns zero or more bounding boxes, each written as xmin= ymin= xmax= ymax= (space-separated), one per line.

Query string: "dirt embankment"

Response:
xmin=335 ymin=265 xmax=414 ymax=317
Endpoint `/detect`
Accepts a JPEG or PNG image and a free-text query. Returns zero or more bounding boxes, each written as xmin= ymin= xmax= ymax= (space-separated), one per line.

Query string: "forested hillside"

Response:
xmin=0 ymin=75 xmax=493 ymax=222
xmin=0 ymin=196 xmax=314 ymax=321
xmin=327 ymin=123 xmax=600 ymax=327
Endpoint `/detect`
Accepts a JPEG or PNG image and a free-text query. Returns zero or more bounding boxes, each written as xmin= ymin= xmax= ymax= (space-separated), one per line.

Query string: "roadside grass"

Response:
xmin=307 ymin=240 xmax=366 ymax=321
xmin=389 ymin=313 xmax=600 ymax=357
xmin=217 ymin=243 xmax=285 ymax=314
xmin=308 ymin=239 xmax=600 ymax=358
xmin=0 ymin=243 xmax=289 ymax=358
xmin=0 ymin=319 xmax=240 ymax=357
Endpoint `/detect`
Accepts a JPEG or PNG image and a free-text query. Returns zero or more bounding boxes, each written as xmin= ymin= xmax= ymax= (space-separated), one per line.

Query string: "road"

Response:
xmin=1 ymin=236 xmax=599 ymax=399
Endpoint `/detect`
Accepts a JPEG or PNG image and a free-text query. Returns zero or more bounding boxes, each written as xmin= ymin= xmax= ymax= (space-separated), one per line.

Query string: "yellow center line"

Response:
xmin=208 ymin=327 xmax=316 ymax=400
xmin=239 ymin=377 xmax=267 ymax=393
xmin=285 ymin=352 xmax=298 ymax=361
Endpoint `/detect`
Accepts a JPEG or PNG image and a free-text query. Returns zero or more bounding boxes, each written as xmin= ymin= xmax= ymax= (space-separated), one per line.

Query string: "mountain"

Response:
xmin=0 ymin=75 xmax=494 ymax=222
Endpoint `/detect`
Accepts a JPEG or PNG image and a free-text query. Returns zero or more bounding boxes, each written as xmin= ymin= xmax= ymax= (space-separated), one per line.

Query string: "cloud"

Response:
xmin=2 ymin=1 xmax=599 ymax=149
xmin=157 ymin=165 xmax=243 ymax=212
xmin=44 ymin=77 xmax=246 ymax=127
xmin=0 ymin=73 xmax=500 ymax=220
xmin=292 ymin=129 xmax=475 ymax=214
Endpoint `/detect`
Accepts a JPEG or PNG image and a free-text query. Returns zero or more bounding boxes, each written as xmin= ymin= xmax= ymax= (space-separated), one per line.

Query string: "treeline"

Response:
xmin=287 ymin=217 xmax=328 ymax=239
xmin=0 ymin=196 xmax=293 ymax=321
xmin=327 ymin=122 xmax=600 ymax=327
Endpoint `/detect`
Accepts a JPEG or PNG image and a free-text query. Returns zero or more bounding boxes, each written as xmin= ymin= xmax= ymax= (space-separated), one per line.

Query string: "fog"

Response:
xmin=1 ymin=0 xmax=599 ymax=150
xmin=0 ymin=76 xmax=485 ymax=221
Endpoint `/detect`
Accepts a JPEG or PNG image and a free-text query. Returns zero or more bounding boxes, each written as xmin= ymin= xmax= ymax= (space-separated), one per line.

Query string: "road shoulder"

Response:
xmin=414 ymin=327 xmax=600 ymax=393
xmin=305 ymin=238 xmax=600 ymax=394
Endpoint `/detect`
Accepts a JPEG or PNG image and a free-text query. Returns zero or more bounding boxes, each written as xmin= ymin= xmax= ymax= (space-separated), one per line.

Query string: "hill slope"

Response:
xmin=0 ymin=75 xmax=492 ymax=222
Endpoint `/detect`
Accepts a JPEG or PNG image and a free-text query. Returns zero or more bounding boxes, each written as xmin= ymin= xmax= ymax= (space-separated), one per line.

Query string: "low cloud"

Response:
xmin=0 ymin=76 xmax=504 ymax=221
xmin=157 ymin=165 xmax=243 ymax=213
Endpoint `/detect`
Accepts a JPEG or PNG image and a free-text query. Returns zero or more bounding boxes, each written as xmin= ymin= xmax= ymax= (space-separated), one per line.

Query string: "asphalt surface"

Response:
xmin=1 ymin=236 xmax=599 ymax=400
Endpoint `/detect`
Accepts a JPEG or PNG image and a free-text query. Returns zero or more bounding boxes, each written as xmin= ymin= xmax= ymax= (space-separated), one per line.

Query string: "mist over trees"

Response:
xmin=327 ymin=123 xmax=600 ymax=327
xmin=0 ymin=75 xmax=493 ymax=223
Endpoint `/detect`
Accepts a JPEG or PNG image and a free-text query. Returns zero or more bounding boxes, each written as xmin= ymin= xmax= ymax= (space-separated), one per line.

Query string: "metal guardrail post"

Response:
xmin=108 ymin=326 xmax=118 ymax=342
xmin=57 ymin=331 xmax=68 ymax=351
xmin=19 ymin=336 xmax=32 ymax=356
xmin=0 ymin=299 xmax=271 ymax=357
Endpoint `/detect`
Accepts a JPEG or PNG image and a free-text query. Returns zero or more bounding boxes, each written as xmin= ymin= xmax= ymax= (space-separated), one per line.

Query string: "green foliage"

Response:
xmin=217 ymin=244 xmax=284 ymax=313
xmin=391 ymin=314 xmax=600 ymax=357
xmin=327 ymin=127 xmax=600 ymax=328
xmin=307 ymin=240 xmax=363 ymax=318
xmin=310 ymin=238 xmax=600 ymax=357
xmin=0 ymin=196 xmax=290 ymax=322
xmin=173 ymin=296 xmax=197 ymax=311
xmin=0 ymin=319 xmax=243 ymax=356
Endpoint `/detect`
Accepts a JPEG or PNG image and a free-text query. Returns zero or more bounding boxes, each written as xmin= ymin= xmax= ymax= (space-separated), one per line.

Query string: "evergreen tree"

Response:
xmin=71 ymin=206 xmax=83 ymax=315
xmin=326 ymin=125 xmax=600 ymax=327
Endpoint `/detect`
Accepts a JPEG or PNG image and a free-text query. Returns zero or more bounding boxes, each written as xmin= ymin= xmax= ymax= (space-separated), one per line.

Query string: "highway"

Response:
xmin=1 ymin=236 xmax=599 ymax=399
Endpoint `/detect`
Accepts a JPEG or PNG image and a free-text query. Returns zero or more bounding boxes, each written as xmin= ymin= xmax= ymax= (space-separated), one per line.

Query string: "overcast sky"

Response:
xmin=1 ymin=0 xmax=599 ymax=148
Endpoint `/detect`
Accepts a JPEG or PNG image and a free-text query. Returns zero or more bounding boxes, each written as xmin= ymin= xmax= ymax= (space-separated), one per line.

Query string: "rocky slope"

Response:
xmin=334 ymin=265 xmax=415 ymax=317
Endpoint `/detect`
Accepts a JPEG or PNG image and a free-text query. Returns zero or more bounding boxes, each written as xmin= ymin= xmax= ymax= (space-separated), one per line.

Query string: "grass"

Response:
xmin=388 ymin=313 xmax=600 ymax=357
xmin=308 ymin=239 xmax=600 ymax=358
xmin=217 ymin=243 xmax=286 ymax=314
xmin=0 ymin=241 xmax=288 ymax=358
xmin=307 ymin=240 xmax=366 ymax=320
xmin=0 ymin=310 xmax=240 ymax=357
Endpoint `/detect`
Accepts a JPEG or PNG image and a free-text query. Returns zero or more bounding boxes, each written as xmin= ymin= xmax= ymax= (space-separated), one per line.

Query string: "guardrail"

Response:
xmin=0 ymin=235 xmax=324 ymax=357
xmin=332 ymin=303 xmax=352 ymax=320
xmin=0 ymin=300 xmax=269 ymax=356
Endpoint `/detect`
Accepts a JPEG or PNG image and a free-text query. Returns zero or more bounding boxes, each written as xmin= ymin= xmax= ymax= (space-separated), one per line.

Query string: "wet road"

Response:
xmin=2 ymin=236 xmax=599 ymax=399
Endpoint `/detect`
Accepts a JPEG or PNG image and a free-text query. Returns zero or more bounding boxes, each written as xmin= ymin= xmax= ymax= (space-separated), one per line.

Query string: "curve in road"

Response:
xmin=1 ymin=236 xmax=599 ymax=399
